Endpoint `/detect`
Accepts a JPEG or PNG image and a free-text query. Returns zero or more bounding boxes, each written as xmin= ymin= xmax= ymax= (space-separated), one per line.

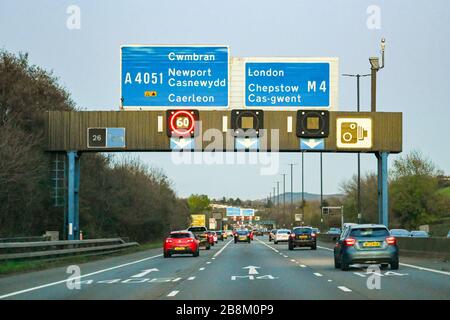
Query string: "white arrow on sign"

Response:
xmin=171 ymin=138 xmax=193 ymax=149
xmin=131 ymin=268 xmax=159 ymax=278
xmin=236 ymin=138 xmax=258 ymax=149
xmin=303 ymin=139 xmax=322 ymax=149
xmin=243 ymin=266 xmax=260 ymax=275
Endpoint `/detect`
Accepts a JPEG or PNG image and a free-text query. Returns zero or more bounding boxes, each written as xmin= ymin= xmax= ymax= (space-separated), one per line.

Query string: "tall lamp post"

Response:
xmin=342 ymin=72 xmax=370 ymax=223
xmin=288 ymin=163 xmax=297 ymax=224
xmin=281 ymin=173 xmax=287 ymax=219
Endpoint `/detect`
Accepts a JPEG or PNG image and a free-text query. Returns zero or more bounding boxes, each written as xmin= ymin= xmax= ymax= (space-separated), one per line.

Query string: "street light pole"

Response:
xmin=281 ymin=173 xmax=287 ymax=218
xmin=370 ymin=38 xmax=385 ymax=112
xmin=288 ymin=163 xmax=297 ymax=223
xmin=342 ymin=72 xmax=370 ymax=224
xmin=301 ymin=152 xmax=305 ymax=215
xmin=276 ymin=181 xmax=280 ymax=211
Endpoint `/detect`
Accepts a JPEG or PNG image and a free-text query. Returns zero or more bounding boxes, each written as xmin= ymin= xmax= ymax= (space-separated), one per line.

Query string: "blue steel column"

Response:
xmin=74 ymin=153 xmax=80 ymax=240
xmin=381 ymin=152 xmax=389 ymax=227
xmin=376 ymin=152 xmax=389 ymax=227
xmin=67 ymin=151 xmax=80 ymax=240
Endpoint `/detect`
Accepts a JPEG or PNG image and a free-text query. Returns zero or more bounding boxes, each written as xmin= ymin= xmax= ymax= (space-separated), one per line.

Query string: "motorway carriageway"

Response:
xmin=0 ymin=236 xmax=449 ymax=300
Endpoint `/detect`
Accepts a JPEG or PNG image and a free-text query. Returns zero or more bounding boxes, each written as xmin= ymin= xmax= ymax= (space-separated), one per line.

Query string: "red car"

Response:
xmin=163 ymin=231 xmax=200 ymax=258
xmin=206 ymin=231 xmax=215 ymax=246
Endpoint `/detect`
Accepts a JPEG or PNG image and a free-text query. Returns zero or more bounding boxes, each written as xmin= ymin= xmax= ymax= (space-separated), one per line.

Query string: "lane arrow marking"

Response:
xmin=131 ymin=268 xmax=159 ymax=278
xmin=243 ymin=266 xmax=260 ymax=275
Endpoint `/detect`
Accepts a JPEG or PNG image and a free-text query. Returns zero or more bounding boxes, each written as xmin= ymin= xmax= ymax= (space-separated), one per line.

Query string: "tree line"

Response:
xmin=0 ymin=50 xmax=190 ymax=242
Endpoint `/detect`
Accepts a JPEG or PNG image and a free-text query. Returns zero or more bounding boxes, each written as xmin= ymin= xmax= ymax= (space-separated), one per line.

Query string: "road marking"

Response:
xmin=167 ymin=290 xmax=179 ymax=297
xmin=338 ymin=286 xmax=352 ymax=292
xmin=300 ymin=265 xmax=306 ymax=268
xmin=243 ymin=266 xmax=260 ymax=275
xmin=211 ymin=258 xmax=215 ymax=260
xmin=328 ymin=279 xmax=332 ymax=282
xmin=283 ymin=255 xmax=289 ymax=258
xmin=131 ymin=268 xmax=159 ymax=278
xmin=313 ymin=273 xmax=323 ymax=277
xmin=290 ymin=259 xmax=296 ymax=262
xmin=399 ymin=263 xmax=450 ymax=276
xmin=0 ymin=253 xmax=162 ymax=300
xmin=187 ymin=276 xmax=196 ymax=281
xmin=172 ymin=277 xmax=182 ymax=282
xmin=318 ymin=244 xmax=450 ymax=277
xmin=213 ymin=239 xmax=233 ymax=258
xmin=206 ymin=261 xmax=211 ymax=264
xmin=199 ymin=267 xmax=205 ymax=271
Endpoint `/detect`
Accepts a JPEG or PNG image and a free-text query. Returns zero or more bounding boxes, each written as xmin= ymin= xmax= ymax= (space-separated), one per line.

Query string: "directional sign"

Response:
xmin=121 ymin=45 xmax=229 ymax=108
xmin=245 ymin=60 xmax=334 ymax=108
xmin=191 ymin=214 xmax=206 ymax=227
xmin=226 ymin=207 xmax=241 ymax=217
xmin=235 ymin=137 xmax=259 ymax=150
xmin=241 ymin=209 xmax=255 ymax=217
xmin=300 ymin=138 xmax=324 ymax=150
xmin=170 ymin=137 xmax=195 ymax=150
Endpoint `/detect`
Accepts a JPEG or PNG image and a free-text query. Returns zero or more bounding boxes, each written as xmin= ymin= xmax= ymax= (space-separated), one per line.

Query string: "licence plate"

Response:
xmin=299 ymin=235 xmax=308 ymax=239
xmin=363 ymin=241 xmax=381 ymax=247
xmin=239 ymin=237 xmax=246 ymax=240
xmin=174 ymin=247 xmax=185 ymax=251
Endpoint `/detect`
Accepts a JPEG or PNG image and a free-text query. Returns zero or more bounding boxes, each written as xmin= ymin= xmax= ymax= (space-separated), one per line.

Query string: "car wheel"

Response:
xmin=340 ymin=255 xmax=349 ymax=271
xmin=334 ymin=255 xmax=341 ymax=268
xmin=193 ymin=249 xmax=199 ymax=257
xmin=288 ymin=244 xmax=294 ymax=250
xmin=380 ymin=263 xmax=389 ymax=270
xmin=206 ymin=244 xmax=211 ymax=250
xmin=390 ymin=259 xmax=399 ymax=270
xmin=274 ymin=240 xmax=278 ymax=244
xmin=311 ymin=245 xmax=317 ymax=250
xmin=234 ymin=240 xmax=237 ymax=244
xmin=269 ymin=237 xmax=272 ymax=241
xmin=163 ymin=252 xmax=171 ymax=258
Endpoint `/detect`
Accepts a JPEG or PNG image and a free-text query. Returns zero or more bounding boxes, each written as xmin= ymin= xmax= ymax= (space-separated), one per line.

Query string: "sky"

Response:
xmin=1 ymin=0 xmax=449 ymax=200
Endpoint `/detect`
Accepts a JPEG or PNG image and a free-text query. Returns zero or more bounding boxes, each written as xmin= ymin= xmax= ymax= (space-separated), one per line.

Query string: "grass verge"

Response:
xmin=0 ymin=240 xmax=162 ymax=276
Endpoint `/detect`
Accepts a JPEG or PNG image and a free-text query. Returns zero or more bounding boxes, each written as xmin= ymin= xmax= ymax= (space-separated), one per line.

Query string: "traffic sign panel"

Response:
xmin=121 ymin=45 xmax=229 ymax=108
xmin=245 ymin=61 xmax=332 ymax=108
xmin=336 ymin=118 xmax=372 ymax=149
xmin=300 ymin=138 xmax=324 ymax=150
xmin=87 ymin=128 xmax=125 ymax=149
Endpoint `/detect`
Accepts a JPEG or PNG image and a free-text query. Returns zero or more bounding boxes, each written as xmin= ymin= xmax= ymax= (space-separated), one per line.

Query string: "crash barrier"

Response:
xmin=0 ymin=238 xmax=139 ymax=261
xmin=318 ymin=234 xmax=450 ymax=259
xmin=0 ymin=236 xmax=51 ymax=243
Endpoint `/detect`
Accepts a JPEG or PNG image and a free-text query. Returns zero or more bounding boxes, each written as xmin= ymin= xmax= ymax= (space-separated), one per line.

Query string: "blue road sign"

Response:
xmin=226 ymin=207 xmax=241 ymax=217
xmin=241 ymin=209 xmax=255 ymax=217
xmin=170 ymin=137 xmax=195 ymax=150
xmin=245 ymin=62 xmax=330 ymax=108
xmin=235 ymin=137 xmax=259 ymax=150
xmin=300 ymin=138 xmax=325 ymax=150
xmin=107 ymin=128 xmax=126 ymax=148
xmin=121 ymin=46 xmax=229 ymax=108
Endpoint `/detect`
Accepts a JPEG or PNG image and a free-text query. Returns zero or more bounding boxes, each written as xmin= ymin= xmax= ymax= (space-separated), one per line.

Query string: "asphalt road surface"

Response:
xmin=0 ymin=236 xmax=449 ymax=300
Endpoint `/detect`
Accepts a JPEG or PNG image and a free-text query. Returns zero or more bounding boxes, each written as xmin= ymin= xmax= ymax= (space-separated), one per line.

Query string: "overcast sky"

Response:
xmin=1 ymin=0 xmax=449 ymax=200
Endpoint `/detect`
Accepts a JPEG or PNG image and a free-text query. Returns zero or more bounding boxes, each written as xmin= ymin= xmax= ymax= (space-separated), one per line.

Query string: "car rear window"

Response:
xmin=170 ymin=233 xmax=191 ymax=238
xmin=350 ymin=228 xmax=389 ymax=237
xmin=188 ymin=227 xmax=206 ymax=233
xmin=237 ymin=231 xmax=248 ymax=235
xmin=294 ymin=228 xmax=312 ymax=234
xmin=277 ymin=230 xmax=289 ymax=234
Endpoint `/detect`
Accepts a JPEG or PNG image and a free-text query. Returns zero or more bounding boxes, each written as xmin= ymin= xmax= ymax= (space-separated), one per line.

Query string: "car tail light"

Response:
xmin=165 ymin=239 xmax=173 ymax=243
xmin=386 ymin=236 xmax=396 ymax=245
xmin=187 ymin=238 xmax=194 ymax=243
xmin=344 ymin=237 xmax=356 ymax=247
xmin=290 ymin=233 xmax=295 ymax=238
xmin=311 ymin=233 xmax=316 ymax=238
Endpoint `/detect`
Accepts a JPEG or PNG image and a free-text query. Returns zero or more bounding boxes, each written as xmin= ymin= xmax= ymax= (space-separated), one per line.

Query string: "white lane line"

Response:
xmin=318 ymin=245 xmax=450 ymax=277
xmin=167 ymin=290 xmax=179 ymax=297
xmin=172 ymin=277 xmax=181 ymax=282
xmin=187 ymin=276 xmax=196 ymax=281
xmin=213 ymin=239 xmax=233 ymax=258
xmin=0 ymin=253 xmax=162 ymax=300
xmin=206 ymin=261 xmax=211 ymax=264
xmin=199 ymin=267 xmax=205 ymax=271
xmin=211 ymin=258 xmax=215 ymax=260
xmin=300 ymin=265 xmax=306 ymax=268
xmin=328 ymin=279 xmax=333 ymax=282
xmin=338 ymin=286 xmax=352 ymax=292
xmin=399 ymin=263 xmax=450 ymax=276
xmin=290 ymin=259 xmax=296 ymax=262
xmin=283 ymin=255 xmax=289 ymax=258
xmin=313 ymin=273 xmax=323 ymax=277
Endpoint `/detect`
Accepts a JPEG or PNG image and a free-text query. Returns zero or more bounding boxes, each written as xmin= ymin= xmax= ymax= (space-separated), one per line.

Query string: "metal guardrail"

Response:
xmin=0 ymin=236 xmax=51 ymax=243
xmin=0 ymin=238 xmax=139 ymax=261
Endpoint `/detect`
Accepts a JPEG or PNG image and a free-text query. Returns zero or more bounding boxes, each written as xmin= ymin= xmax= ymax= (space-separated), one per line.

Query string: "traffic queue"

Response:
xmin=163 ymin=223 xmax=400 ymax=272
